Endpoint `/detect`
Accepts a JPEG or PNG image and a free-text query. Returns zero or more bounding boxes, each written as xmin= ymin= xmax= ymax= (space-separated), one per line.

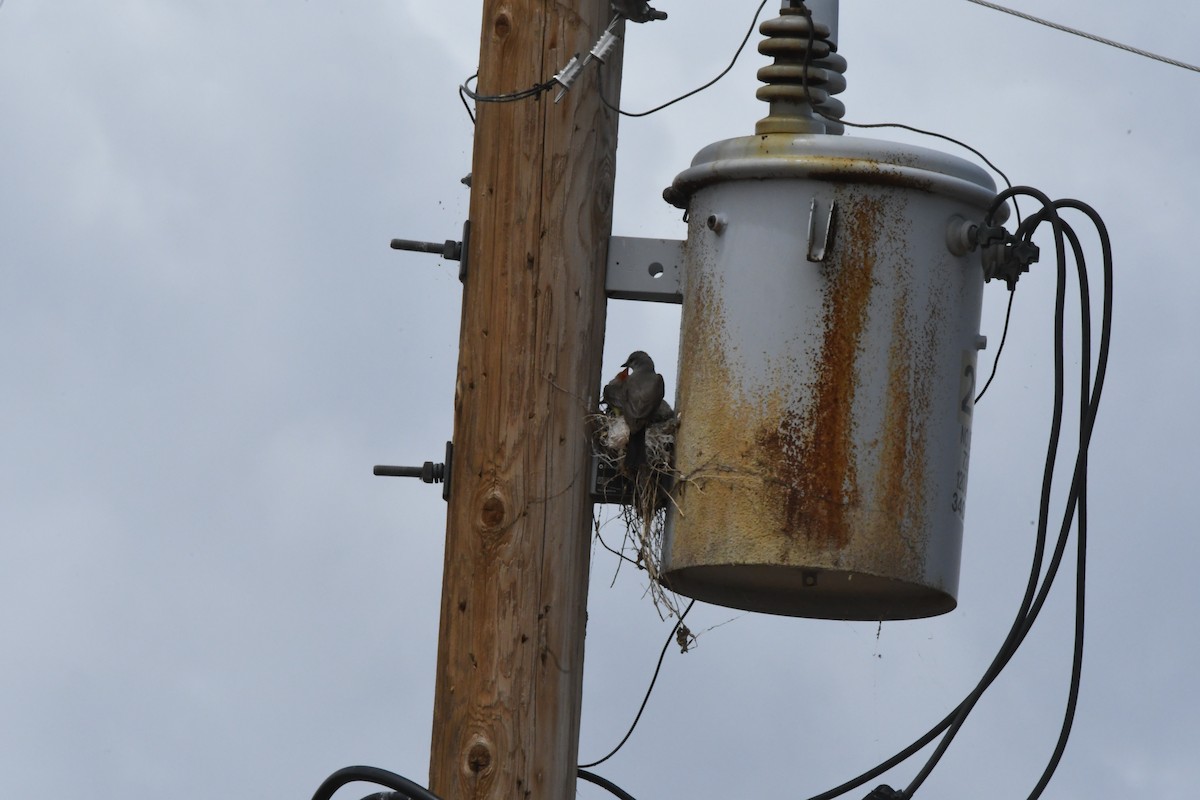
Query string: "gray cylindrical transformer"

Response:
xmin=661 ymin=134 xmax=1002 ymax=620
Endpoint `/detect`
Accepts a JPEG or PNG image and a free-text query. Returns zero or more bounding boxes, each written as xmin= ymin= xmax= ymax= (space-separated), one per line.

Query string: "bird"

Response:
xmin=619 ymin=350 xmax=665 ymax=472
xmin=601 ymin=366 xmax=628 ymax=413
xmin=600 ymin=367 xmax=631 ymax=451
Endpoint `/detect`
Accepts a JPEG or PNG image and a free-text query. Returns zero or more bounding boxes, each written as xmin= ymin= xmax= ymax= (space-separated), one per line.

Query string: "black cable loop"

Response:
xmin=1022 ymin=212 xmax=1093 ymax=800
xmin=598 ymin=0 xmax=769 ymax=117
xmin=311 ymin=766 xmax=444 ymax=800
xmin=579 ymin=599 xmax=696 ymax=769
xmin=797 ymin=188 xmax=1110 ymax=800
xmin=905 ymin=200 xmax=1111 ymax=798
xmin=460 ymin=72 xmax=556 ymax=103
xmin=903 ymin=191 xmax=1071 ymax=797
xmin=578 ymin=768 xmax=640 ymax=800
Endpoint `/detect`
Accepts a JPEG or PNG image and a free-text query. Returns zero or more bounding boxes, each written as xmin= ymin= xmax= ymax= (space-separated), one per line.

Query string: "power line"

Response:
xmin=599 ymin=0 xmax=769 ymax=117
xmin=963 ymin=0 xmax=1200 ymax=73
xmin=579 ymin=600 xmax=696 ymax=769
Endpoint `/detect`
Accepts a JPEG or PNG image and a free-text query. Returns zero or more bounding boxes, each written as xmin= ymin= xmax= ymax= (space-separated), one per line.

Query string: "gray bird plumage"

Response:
xmin=620 ymin=350 xmax=665 ymax=471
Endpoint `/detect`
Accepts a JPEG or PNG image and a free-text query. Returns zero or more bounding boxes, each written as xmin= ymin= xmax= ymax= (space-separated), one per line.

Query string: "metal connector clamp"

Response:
xmin=977 ymin=226 xmax=1039 ymax=289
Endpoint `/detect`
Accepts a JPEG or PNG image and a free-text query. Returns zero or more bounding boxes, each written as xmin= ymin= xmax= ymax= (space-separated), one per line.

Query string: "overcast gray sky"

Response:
xmin=2 ymin=1 xmax=1197 ymax=798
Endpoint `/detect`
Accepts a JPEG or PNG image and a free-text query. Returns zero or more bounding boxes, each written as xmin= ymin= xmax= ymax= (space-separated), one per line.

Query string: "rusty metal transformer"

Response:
xmin=660 ymin=134 xmax=1001 ymax=620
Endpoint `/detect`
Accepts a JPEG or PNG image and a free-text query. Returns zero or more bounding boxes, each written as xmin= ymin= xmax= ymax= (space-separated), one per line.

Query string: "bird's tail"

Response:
xmin=625 ymin=428 xmax=648 ymax=473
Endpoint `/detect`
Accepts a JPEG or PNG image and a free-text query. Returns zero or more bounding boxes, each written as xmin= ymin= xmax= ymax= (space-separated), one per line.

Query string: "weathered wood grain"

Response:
xmin=428 ymin=2 xmax=623 ymax=798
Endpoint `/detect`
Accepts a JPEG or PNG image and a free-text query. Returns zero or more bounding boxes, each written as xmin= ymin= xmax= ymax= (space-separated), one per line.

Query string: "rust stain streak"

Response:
xmin=765 ymin=194 xmax=883 ymax=549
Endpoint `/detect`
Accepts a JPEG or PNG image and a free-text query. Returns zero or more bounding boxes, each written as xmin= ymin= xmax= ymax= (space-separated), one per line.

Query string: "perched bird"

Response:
xmin=620 ymin=350 xmax=665 ymax=472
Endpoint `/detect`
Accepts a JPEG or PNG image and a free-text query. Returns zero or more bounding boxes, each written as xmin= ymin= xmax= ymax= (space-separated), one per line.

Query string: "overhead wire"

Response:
xmin=788 ymin=2 xmax=1017 ymax=214
xmin=578 ymin=768 xmax=640 ymax=800
xmin=974 ymin=288 xmax=1016 ymax=404
xmin=460 ymin=72 xmax=557 ymax=103
xmin=310 ymin=766 xmax=444 ymax=800
xmin=798 ymin=186 xmax=1111 ymax=800
xmin=794 ymin=13 xmax=1113 ymax=782
xmin=457 ymin=81 xmax=476 ymax=124
xmin=900 ymin=189 xmax=1071 ymax=798
xmin=1020 ymin=205 xmax=1092 ymax=800
xmin=308 ymin=596 xmax=697 ymax=800
xmin=598 ymin=0 xmax=770 ymax=117
xmin=579 ymin=599 xmax=696 ymax=769
xmin=962 ymin=0 xmax=1200 ymax=74
xmin=458 ymin=2 xmax=770 ymax=125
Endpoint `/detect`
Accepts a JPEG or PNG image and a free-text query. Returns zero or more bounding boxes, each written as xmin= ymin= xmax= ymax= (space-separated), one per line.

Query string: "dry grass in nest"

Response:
xmin=589 ymin=410 xmax=685 ymax=620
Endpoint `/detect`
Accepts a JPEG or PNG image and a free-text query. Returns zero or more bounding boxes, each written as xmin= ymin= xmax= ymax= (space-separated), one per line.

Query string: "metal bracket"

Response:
xmin=589 ymin=452 xmax=631 ymax=505
xmin=391 ymin=220 xmax=471 ymax=283
xmin=588 ymin=452 xmax=673 ymax=507
xmin=806 ymin=198 xmax=837 ymax=263
xmin=374 ymin=441 xmax=453 ymax=502
xmin=605 ymin=236 xmax=684 ymax=303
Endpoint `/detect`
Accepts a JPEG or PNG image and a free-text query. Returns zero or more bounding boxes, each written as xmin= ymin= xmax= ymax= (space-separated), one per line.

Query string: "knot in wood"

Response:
xmin=467 ymin=742 xmax=493 ymax=774
xmin=492 ymin=12 xmax=511 ymax=40
xmin=480 ymin=492 xmax=507 ymax=530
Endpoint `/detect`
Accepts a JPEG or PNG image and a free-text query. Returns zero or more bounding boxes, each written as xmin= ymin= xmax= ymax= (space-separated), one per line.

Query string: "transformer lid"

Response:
xmin=663 ymin=133 xmax=1005 ymax=217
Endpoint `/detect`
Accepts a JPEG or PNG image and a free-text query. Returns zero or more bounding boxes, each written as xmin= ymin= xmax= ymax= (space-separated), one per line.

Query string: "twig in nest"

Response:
xmin=590 ymin=408 xmax=684 ymax=619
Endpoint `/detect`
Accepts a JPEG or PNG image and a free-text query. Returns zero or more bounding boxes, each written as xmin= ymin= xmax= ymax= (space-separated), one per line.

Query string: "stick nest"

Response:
xmin=589 ymin=407 xmax=684 ymax=619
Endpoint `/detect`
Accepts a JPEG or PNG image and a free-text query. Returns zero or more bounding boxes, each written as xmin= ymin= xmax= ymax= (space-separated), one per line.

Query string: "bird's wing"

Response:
xmin=624 ymin=373 xmax=665 ymax=422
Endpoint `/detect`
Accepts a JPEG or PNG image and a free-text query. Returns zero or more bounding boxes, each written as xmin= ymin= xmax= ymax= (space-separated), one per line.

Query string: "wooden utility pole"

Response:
xmin=428 ymin=1 xmax=622 ymax=799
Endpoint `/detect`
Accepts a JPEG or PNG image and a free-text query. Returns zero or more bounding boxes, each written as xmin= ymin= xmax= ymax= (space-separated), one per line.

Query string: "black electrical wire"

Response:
xmin=461 ymin=0 xmax=770 ymax=124
xmin=311 ymin=766 xmax=445 ymax=800
xmin=901 ymin=188 xmax=1071 ymax=797
xmin=783 ymin=23 xmax=1084 ymax=793
xmin=598 ymin=0 xmax=769 ymax=117
xmin=798 ymin=196 xmax=1059 ymax=791
xmin=580 ymin=599 xmax=696 ymax=768
xmin=314 ymin=764 xmax=640 ymax=800
xmin=460 ymin=72 xmax=557 ymax=103
xmin=792 ymin=187 xmax=1110 ymax=800
xmin=1012 ymin=199 xmax=1111 ymax=799
xmin=901 ymin=194 xmax=1111 ymax=798
xmin=790 ymin=2 xmax=1017 ymax=215
xmin=456 ymin=71 xmax=560 ymax=125
xmin=1022 ymin=213 xmax=1091 ymax=800
xmin=834 ymin=120 xmax=1013 ymax=203
xmin=1006 ymin=205 xmax=1108 ymax=800
xmin=788 ymin=24 xmax=1106 ymax=785
xmin=578 ymin=768 xmax=640 ymax=800
xmin=974 ymin=287 xmax=1016 ymax=404
xmin=458 ymin=81 xmax=476 ymax=124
